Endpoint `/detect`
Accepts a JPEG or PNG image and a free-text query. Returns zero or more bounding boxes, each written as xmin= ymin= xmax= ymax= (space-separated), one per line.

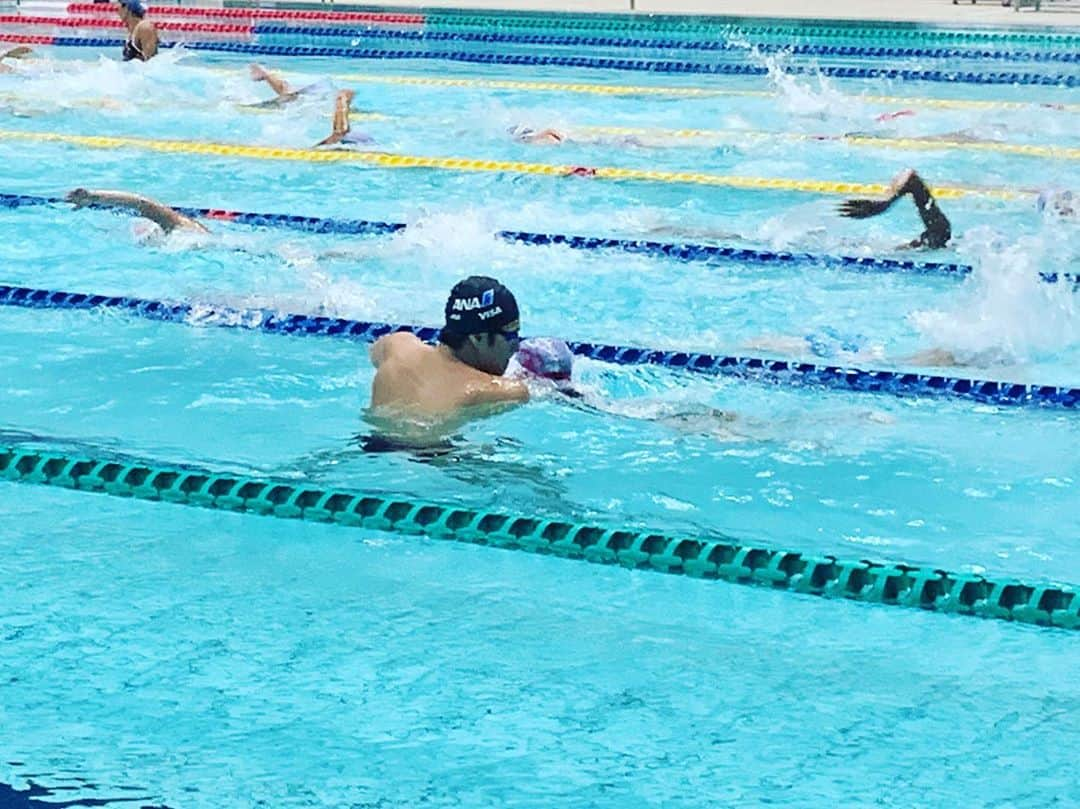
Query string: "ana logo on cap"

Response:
xmin=452 ymin=288 xmax=496 ymax=312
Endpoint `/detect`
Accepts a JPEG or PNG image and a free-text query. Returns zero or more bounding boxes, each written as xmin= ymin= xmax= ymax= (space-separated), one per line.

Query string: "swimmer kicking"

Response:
xmin=116 ymin=0 xmax=159 ymax=62
xmin=247 ymin=63 xmax=338 ymax=109
xmin=314 ymin=90 xmax=375 ymax=149
xmin=363 ymin=276 xmax=528 ymax=453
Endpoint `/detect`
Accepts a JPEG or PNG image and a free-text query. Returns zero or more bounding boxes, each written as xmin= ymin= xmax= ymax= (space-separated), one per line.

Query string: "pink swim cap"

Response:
xmin=515 ymin=337 xmax=573 ymax=381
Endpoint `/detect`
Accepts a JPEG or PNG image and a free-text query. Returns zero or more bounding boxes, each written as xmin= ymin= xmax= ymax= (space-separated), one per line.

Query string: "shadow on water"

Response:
xmin=0 ymin=769 xmax=171 ymax=809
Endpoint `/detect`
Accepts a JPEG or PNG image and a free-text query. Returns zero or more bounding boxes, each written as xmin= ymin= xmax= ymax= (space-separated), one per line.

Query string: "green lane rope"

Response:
xmin=421 ymin=12 xmax=1080 ymax=47
xmin=1 ymin=445 xmax=1076 ymax=630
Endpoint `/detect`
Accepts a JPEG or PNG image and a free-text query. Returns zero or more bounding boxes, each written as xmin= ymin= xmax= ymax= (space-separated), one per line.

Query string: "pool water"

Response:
xmin=0 ymin=15 xmax=1078 ymax=807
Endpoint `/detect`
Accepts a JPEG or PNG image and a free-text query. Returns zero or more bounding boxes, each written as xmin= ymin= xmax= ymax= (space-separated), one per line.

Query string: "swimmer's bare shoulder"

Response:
xmin=369 ymin=331 xmax=528 ymax=410
xmin=369 ymin=330 xmax=421 ymax=368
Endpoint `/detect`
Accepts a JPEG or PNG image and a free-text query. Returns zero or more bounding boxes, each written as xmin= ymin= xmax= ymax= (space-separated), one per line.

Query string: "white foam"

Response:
xmin=909 ymin=225 xmax=1080 ymax=366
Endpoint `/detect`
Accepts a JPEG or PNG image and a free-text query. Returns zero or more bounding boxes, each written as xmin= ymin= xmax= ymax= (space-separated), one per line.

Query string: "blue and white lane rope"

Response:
xmin=251 ymin=24 xmax=1080 ymax=65
xmin=45 ymin=37 xmax=1080 ymax=87
xmin=9 ymin=191 xmax=1079 ymax=285
xmin=1 ymin=284 xmax=1076 ymax=409
xmin=0 ymin=192 xmax=980 ymax=279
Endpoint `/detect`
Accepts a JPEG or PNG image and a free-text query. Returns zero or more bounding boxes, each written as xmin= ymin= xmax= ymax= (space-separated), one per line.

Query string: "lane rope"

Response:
xmin=0 ymin=14 xmax=253 ymax=35
xmin=11 ymin=190 xmax=1073 ymax=287
xmin=32 ymin=35 xmax=1079 ymax=87
xmin=234 ymin=22 xmax=1080 ymax=64
xmin=0 ymin=283 xmax=1076 ymax=409
xmin=62 ymin=2 xmax=1080 ymax=47
xmin=0 ymin=190 xmax=987 ymax=280
xmin=419 ymin=13 xmax=1080 ymax=47
xmin=572 ymin=125 xmax=1080 ymax=161
xmin=66 ymin=3 xmax=425 ymax=25
xmin=0 ymin=129 xmax=1031 ymax=201
xmin=2 ymin=444 xmax=1076 ymax=629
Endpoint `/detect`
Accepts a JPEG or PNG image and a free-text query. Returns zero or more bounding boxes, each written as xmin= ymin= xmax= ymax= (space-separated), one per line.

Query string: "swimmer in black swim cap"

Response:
xmin=115 ymin=0 xmax=159 ymax=62
xmin=367 ymin=275 xmax=526 ymax=425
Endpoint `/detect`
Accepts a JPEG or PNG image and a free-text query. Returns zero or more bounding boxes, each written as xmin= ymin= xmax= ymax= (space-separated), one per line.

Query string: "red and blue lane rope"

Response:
xmin=65 ymin=3 xmax=426 ymax=25
xmin=0 ymin=14 xmax=254 ymax=37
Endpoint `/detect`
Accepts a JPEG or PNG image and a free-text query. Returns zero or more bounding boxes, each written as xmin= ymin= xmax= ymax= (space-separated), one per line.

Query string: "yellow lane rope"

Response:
xmin=575 ymin=124 xmax=1080 ymax=160
xmin=0 ymin=129 xmax=1030 ymax=201
xmin=333 ymin=72 xmax=1080 ymax=113
xmin=3 ymin=85 xmax=1070 ymax=161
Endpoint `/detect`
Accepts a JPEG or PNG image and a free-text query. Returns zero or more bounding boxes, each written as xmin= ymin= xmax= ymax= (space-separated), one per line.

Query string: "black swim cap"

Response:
xmin=443 ymin=275 xmax=519 ymax=336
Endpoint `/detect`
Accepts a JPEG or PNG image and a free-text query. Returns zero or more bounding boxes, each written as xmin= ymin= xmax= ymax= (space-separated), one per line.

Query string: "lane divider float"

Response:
xmin=0 ymin=283 xmax=1075 ymax=409
xmin=62 ymin=2 xmax=1080 ymax=47
xmin=0 ymin=190 xmax=990 ymax=280
xmin=27 ymin=35 xmax=1079 ymax=87
xmin=2 ymin=444 xmax=1076 ymax=629
xmin=0 ymin=130 xmax=1031 ymax=201
xmin=243 ymin=22 xmax=1080 ymax=65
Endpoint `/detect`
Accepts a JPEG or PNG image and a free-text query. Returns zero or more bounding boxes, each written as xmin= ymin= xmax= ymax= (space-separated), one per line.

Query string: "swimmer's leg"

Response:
xmin=249 ymin=62 xmax=300 ymax=105
xmin=899 ymin=348 xmax=962 ymax=367
xmin=314 ymin=89 xmax=355 ymax=147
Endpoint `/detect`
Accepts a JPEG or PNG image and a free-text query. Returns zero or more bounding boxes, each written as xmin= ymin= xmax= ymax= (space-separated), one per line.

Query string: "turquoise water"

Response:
xmin=0 ymin=29 xmax=1079 ymax=807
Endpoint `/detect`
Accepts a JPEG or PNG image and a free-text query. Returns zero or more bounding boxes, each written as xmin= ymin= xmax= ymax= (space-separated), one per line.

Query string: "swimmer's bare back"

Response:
xmin=369 ymin=332 xmax=528 ymax=421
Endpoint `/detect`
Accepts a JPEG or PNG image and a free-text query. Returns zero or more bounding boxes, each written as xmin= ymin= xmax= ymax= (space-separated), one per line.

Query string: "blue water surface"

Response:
xmin=0 ymin=16 xmax=1078 ymax=807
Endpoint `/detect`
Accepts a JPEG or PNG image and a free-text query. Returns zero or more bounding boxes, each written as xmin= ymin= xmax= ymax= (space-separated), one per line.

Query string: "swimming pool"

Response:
xmin=1 ymin=6 xmax=1078 ymax=806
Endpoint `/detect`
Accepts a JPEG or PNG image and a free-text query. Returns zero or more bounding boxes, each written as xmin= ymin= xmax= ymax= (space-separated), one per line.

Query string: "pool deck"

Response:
xmin=290 ymin=0 xmax=1080 ymax=28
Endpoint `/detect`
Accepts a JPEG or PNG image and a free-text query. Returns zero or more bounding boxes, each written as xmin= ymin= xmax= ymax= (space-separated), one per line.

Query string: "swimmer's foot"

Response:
xmin=249 ymin=63 xmax=271 ymax=82
xmin=2 ymin=46 xmax=33 ymax=59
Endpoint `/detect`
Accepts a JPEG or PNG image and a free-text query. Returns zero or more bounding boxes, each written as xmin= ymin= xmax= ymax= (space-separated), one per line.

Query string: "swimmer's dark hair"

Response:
xmin=439 ymin=328 xmax=499 ymax=351
xmin=438 ymin=328 xmax=467 ymax=350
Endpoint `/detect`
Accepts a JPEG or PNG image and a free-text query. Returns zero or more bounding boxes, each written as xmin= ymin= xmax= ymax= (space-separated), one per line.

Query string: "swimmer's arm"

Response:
xmin=66 ymin=189 xmax=206 ymax=233
xmin=838 ymin=169 xmax=950 ymax=248
xmin=467 ymin=377 xmax=530 ymax=407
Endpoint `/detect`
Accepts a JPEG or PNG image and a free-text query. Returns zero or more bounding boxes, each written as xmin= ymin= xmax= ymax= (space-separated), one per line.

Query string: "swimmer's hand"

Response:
xmin=837 ymin=198 xmax=894 ymax=219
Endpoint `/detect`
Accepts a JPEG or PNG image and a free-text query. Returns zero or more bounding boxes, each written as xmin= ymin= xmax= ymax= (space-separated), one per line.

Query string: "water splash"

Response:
xmin=910 ymin=224 xmax=1080 ymax=369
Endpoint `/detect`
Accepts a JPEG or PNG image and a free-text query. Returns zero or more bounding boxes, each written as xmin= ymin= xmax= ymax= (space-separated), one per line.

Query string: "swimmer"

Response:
xmin=116 ymin=0 xmax=159 ymax=62
xmin=508 ymin=124 xmax=646 ymax=149
xmin=247 ymin=63 xmax=334 ymax=109
xmin=314 ymin=90 xmax=374 ymax=148
xmin=0 ymin=46 xmax=33 ymax=74
xmin=745 ymin=330 xmax=973 ymax=369
xmin=512 ymin=337 xmax=743 ymax=438
xmin=1037 ymin=188 xmax=1076 ymax=219
xmin=508 ymin=125 xmax=566 ymax=145
xmin=838 ymin=168 xmax=952 ymax=249
xmin=363 ymin=276 xmax=527 ymax=452
xmin=66 ymin=188 xmax=208 ymax=234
